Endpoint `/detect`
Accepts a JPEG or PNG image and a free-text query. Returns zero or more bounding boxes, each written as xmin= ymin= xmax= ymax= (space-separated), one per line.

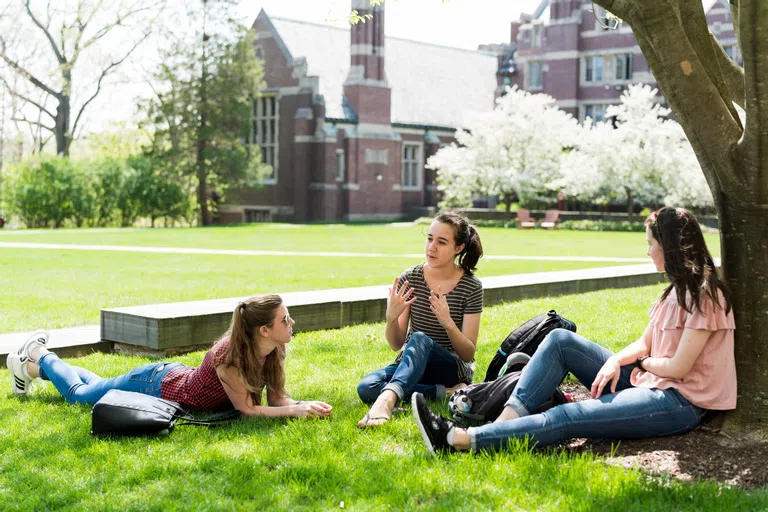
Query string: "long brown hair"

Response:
xmin=218 ymin=294 xmax=286 ymax=405
xmin=645 ymin=207 xmax=731 ymax=314
xmin=435 ymin=211 xmax=484 ymax=275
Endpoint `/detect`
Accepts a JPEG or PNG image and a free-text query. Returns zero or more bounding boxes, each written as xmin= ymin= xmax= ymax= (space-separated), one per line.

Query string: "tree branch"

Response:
xmin=0 ymin=40 xmax=60 ymax=98
xmin=11 ymin=114 xmax=54 ymax=133
xmin=709 ymin=32 xmax=746 ymax=109
xmin=24 ymin=0 xmax=65 ymax=64
xmin=71 ymin=30 xmax=150 ymax=135
xmin=0 ymin=75 xmax=55 ymax=120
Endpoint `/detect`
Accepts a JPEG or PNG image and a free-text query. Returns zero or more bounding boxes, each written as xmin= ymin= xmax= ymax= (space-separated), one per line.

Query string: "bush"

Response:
xmin=558 ymin=220 xmax=646 ymax=232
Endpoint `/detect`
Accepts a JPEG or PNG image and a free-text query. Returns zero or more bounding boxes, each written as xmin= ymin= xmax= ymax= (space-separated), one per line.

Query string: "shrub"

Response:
xmin=558 ymin=220 xmax=646 ymax=232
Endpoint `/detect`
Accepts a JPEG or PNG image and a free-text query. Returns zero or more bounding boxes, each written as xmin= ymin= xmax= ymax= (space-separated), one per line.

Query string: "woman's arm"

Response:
xmin=609 ymin=323 xmax=654 ymax=365
xmin=444 ymin=312 xmax=480 ymax=362
xmin=639 ymin=328 xmax=711 ymax=380
xmin=216 ymin=365 xmax=331 ymax=418
xmin=591 ymin=323 xmax=652 ymax=398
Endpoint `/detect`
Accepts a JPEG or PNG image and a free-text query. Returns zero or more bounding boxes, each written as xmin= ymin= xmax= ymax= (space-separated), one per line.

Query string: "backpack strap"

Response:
xmin=174 ymin=408 xmax=241 ymax=427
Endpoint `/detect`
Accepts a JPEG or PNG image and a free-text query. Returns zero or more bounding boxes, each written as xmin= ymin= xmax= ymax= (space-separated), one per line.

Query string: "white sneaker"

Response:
xmin=7 ymin=353 xmax=32 ymax=396
xmin=17 ymin=329 xmax=49 ymax=362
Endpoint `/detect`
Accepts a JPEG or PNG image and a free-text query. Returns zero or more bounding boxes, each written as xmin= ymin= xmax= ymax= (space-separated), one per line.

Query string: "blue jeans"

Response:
xmin=469 ymin=329 xmax=707 ymax=452
xmin=38 ymin=352 xmax=183 ymax=405
xmin=357 ymin=332 xmax=460 ymax=402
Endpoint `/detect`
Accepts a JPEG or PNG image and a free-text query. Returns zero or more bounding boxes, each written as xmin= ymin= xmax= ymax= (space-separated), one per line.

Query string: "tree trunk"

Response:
xmin=719 ymin=202 xmax=768 ymax=430
xmin=624 ymin=186 xmax=633 ymax=218
xmin=55 ymin=95 xmax=71 ymax=156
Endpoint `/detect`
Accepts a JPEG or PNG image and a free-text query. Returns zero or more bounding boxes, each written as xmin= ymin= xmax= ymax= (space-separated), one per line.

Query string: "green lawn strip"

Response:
xmin=0 ymin=285 xmax=764 ymax=510
xmin=0 ymin=223 xmax=722 ymax=259
xmin=1 ymin=249 xmax=634 ymax=332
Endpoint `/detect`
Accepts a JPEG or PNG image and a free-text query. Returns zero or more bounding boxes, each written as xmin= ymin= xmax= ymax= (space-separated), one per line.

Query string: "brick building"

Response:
xmin=220 ymin=0 xmax=739 ymax=223
xmin=219 ymin=1 xmax=497 ymax=223
xmin=502 ymin=0 xmax=740 ymax=122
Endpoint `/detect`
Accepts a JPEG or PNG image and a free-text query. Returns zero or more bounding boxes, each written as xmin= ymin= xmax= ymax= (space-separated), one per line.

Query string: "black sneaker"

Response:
xmin=411 ymin=393 xmax=455 ymax=454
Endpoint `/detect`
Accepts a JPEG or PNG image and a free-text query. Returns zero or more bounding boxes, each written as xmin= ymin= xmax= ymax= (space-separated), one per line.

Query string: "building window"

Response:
xmin=584 ymin=104 xmax=612 ymax=124
xmin=401 ymin=144 xmax=421 ymax=189
xmin=252 ymin=95 xmax=278 ymax=182
xmin=724 ymin=44 xmax=742 ymax=65
xmin=614 ymin=54 xmax=633 ymax=81
xmin=585 ymin=56 xmax=604 ymax=83
xmin=335 ymin=149 xmax=345 ymax=182
xmin=528 ymin=62 xmax=543 ymax=90
xmin=531 ymin=24 xmax=543 ymax=48
xmin=244 ymin=208 xmax=271 ymax=223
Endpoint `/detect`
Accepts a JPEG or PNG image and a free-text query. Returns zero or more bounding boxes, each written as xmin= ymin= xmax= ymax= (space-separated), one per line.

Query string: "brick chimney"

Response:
xmin=510 ymin=21 xmax=522 ymax=44
xmin=344 ymin=0 xmax=391 ymax=125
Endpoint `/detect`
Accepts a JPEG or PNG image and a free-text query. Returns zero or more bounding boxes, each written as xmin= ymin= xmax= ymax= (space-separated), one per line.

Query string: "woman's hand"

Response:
xmin=429 ymin=286 xmax=454 ymax=329
xmin=386 ymin=277 xmax=416 ymax=323
xmin=591 ymin=356 xmax=622 ymax=399
xmin=292 ymin=401 xmax=333 ymax=419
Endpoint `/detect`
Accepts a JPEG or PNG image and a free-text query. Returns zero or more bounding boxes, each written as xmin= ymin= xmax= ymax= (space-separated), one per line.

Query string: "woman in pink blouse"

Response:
xmin=412 ymin=207 xmax=736 ymax=454
xmin=8 ymin=295 xmax=333 ymax=419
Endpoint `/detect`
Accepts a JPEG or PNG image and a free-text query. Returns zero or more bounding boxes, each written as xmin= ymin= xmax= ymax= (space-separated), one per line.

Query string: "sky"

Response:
xmin=82 ymin=0 xmax=544 ymax=132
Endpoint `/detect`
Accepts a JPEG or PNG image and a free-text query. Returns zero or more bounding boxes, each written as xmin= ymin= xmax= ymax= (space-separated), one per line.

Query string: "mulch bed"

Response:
xmin=555 ymin=384 xmax=768 ymax=490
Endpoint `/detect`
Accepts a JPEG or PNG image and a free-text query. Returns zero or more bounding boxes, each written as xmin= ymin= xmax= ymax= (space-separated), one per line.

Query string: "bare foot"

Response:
xmin=447 ymin=382 xmax=468 ymax=398
xmin=357 ymin=390 xmax=398 ymax=428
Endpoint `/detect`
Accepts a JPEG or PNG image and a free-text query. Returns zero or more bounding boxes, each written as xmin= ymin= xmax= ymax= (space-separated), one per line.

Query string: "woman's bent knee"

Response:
xmin=357 ymin=377 xmax=381 ymax=404
xmin=407 ymin=332 xmax=434 ymax=349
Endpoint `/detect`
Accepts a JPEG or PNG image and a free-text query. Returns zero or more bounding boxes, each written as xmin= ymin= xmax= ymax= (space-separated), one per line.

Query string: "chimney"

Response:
xmin=510 ymin=21 xmax=522 ymax=44
xmin=344 ymin=0 xmax=391 ymax=124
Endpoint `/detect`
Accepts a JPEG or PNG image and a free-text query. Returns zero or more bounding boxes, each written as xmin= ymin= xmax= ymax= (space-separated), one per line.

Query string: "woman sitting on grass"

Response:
xmin=357 ymin=211 xmax=484 ymax=427
xmin=412 ymin=207 xmax=736 ymax=453
xmin=8 ymin=295 xmax=333 ymax=419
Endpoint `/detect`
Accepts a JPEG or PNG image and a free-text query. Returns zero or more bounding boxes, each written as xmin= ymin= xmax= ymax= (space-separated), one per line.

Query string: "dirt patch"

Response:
xmin=557 ymin=384 xmax=768 ymax=490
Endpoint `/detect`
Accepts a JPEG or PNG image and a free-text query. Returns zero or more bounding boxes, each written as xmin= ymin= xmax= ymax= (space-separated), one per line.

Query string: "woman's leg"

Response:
xmin=503 ymin=329 xmax=634 ymax=418
xmin=37 ymin=351 xmax=179 ymax=405
xmin=469 ymin=387 xmax=706 ymax=452
xmin=357 ymin=365 xmax=398 ymax=404
xmin=358 ymin=333 xmax=458 ymax=426
xmin=381 ymin=332 xmax=459 ymax=401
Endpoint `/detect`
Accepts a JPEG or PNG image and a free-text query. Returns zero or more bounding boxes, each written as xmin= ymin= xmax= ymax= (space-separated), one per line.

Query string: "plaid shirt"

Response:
xmin=161 ymin=339 xmax=233 ymax=412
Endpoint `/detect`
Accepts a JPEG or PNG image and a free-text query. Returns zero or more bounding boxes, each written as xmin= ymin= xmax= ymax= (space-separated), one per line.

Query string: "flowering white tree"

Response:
xmin=559 ymin=84 xmax=712 ymax=214
xmin=429 ymin=86 xmax=580 ymax=211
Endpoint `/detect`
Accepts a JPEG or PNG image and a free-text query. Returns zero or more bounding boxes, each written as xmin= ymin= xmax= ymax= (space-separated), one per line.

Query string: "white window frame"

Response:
xmin=613 ymin=53 xmax=633 ymax=81
xmin=527 ymin=61 xmax=543 ymax=90
xmin=584 ymin=55 xmax=605 ymax=83
xmin=401 ymin=142 xmax=422 ymax=191
xmin=531 ymin=23 xmax=543 ymax=48
xmin=335 ymin=149 xmax=345 ymax=182
xmin=252 ymin=94 xmax=279 ymax=184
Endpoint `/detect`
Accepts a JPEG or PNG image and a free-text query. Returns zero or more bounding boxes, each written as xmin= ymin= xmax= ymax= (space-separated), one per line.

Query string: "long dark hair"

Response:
xmin=435 ymin=211 xmax=483 ymax=275
xmin=218 ymin=294 xmax=286 ymax=405
xmin=645 ymin=207 xmax=731 ymax=314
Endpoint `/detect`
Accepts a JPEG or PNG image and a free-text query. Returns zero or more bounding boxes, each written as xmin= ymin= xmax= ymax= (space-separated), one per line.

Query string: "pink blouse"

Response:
xmin=630 ymin=288 xmax=736 ymax=410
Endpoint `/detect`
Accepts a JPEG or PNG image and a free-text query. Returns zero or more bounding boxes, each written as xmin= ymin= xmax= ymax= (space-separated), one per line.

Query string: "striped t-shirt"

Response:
xmin=397 ymin=264 xmax=483 ymax=383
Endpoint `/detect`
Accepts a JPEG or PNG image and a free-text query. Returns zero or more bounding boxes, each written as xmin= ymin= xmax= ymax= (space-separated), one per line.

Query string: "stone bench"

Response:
xmin=101 ymin=263 xmax=666 ymax=353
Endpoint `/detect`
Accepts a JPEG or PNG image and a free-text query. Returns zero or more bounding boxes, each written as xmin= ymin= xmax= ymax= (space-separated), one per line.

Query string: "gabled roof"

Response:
xmin=262 ymin=14 xmax=498 ymax=128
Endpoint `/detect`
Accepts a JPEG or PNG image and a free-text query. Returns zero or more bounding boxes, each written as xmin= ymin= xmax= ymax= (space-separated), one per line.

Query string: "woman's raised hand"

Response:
xmin=386 ymin=277 xmax=416 ymax=323
xmin=429 ymin=286 xmax=453 ymax=328
xmin=591 ymin=356 xmax=622 ymax=399
xmin=292 ymin=401 xmax=333 ymax=419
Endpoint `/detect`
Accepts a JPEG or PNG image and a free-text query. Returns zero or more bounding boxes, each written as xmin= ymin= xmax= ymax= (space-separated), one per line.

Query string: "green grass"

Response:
xmin=1 ymin=286 xmax=764 ymax=511
xmin=1 ymin=223 xmax=721 ymax=332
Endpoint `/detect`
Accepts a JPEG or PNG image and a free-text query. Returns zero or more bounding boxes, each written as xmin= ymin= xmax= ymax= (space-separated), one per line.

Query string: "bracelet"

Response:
xmin=636 ymin=355 xmax=650 ymax=371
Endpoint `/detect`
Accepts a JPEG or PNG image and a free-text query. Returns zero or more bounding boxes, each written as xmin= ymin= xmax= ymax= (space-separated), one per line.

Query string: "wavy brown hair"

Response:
xmin=217 ymin=294 xmax=286 ymax=405
xmin=435 ymin=211 xmax=484 ymax=275
xmin=645 ymin=207 xmax=731 ymax=315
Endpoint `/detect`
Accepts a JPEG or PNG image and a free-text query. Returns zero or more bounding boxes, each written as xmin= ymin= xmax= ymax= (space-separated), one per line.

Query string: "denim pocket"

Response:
xmin=127 ymin=363 xmax=166 ymax=383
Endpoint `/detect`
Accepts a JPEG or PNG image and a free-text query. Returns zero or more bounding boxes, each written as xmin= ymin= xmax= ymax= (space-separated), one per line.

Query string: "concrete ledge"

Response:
xmin=102 ymin=264 xmax=665 ymax=352
xmin=0 ymin=325 xmax=108 ymax=368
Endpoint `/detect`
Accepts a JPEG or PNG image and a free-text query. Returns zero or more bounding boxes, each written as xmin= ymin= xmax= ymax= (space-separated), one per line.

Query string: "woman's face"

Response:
xmin=646 ymin=227 xmax=665 ymax=272
xmin=265 ymin=304 xmax=294 ymax=344
xmin=425 ymin=221 xmax=464 ymax=268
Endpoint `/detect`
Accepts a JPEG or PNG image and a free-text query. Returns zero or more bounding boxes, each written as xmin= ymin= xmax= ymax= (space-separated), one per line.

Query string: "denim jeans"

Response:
xmin=357 ymin=332 xmax=460 ymax=402
xmin=38 ymin=352 xmax=183 ymax=405
xmin=469 ymin=329 xmax=707 ymax=452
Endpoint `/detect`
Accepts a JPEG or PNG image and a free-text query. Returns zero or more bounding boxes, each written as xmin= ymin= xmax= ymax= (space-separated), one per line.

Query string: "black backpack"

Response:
xmin=448 ymin=366 xmax=569 ymax=427
xmin=483 ymin=310 xmax=577 ymax=382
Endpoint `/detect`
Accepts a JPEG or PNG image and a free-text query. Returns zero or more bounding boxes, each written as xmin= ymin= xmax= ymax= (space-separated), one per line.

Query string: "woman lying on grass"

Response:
xmin=8 ymin=295 xmax=333 ymax=419
xmin=357 ymin=211 xmax=484 ymax=427
xmin=413 ymin=207 xmax=736 ymax=453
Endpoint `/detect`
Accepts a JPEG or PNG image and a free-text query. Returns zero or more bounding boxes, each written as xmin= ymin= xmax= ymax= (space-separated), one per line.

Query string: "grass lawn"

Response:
xmin=1 ymin=285 xmax=764 ymax=511
xmin=1 ymin=224 xmax=721 ymax=333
